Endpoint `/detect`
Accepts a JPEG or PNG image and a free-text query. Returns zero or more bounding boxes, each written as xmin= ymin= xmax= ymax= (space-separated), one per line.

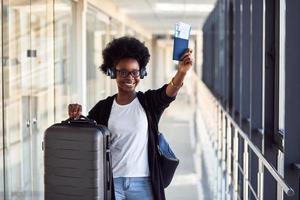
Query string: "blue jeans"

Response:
xmin=113 ymin=177 xmax=154 ymax=200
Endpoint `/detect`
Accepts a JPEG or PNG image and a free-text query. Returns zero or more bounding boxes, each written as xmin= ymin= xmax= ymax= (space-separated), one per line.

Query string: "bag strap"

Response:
xmin=141 ymin=96 xmax=160 ymax=145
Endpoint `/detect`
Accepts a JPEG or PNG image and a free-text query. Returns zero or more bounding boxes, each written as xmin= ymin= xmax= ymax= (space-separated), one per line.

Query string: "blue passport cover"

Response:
xmin=173 ymin=37 xmax=189 ymax=61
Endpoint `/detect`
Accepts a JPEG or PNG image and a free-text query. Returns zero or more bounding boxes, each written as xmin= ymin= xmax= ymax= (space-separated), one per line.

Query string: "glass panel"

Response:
xmin=54 ymin=0 xmax=77 ymax=121
xmin=2 ymin=0 xmax=32 ymax=199
xmin=108 ymin=18 xmax=122 ymax=94
xmin=0 ymin=1 xmax=4 ymax=199
xmin=86 ymin=7 xmax=108 ymax=110
xmin=3 ymin=0 xmax=53 ymax=199
xmin=30 ymin=0 xmax=53 ymax=199
xmin=110 ymin=18 xmax=122 ymax=40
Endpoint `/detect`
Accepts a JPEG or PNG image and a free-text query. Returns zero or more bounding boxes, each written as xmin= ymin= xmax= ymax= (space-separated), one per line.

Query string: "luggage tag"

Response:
xmin=172 ymin=22 xmax=191 ymax=61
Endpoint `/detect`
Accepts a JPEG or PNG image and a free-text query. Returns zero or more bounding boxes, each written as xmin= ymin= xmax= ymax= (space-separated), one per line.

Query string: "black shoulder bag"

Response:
xmin=144 ymin=99 xmax=179 ymax=188
xmin=157 ymin=131 xmax=179 ymax=188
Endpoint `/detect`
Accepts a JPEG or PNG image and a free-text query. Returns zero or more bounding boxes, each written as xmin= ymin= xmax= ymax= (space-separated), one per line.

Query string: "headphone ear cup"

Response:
xmin=106 ymin=68 xmax=111 ymax=76
xmin=111 ymin=68 xmax=116 ymax=79
xmin=140 ymin=69 xmax=147 ymax=79
xmin=107 ymin=68 xmax=116 ymax=79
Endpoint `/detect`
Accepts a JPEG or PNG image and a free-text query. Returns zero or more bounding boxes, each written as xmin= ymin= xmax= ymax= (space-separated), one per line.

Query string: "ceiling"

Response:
xmin=110 ymin=0 xmax=217 ymax=35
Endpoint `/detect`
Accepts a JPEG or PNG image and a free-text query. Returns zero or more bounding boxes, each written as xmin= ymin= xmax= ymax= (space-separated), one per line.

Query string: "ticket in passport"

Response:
xmin=173 ymin=22 xmax=191 ymax=61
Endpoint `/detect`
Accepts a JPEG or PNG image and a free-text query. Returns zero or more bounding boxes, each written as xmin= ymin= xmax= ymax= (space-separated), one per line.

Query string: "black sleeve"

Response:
xmin=87 ymin=102 xmax=101 ymax=124
xmin=87 ymin=95 xmax=114 ymax=126
xmin=145 ymin=84 xmax=176 ymax=116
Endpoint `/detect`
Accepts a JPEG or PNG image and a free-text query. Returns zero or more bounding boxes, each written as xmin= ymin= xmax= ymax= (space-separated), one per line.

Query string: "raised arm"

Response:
xmin=166 ymin=48 xmax=193 ymax=97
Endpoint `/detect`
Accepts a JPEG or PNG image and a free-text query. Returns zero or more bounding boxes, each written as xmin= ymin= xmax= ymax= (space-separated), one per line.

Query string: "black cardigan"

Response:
xmin=87 ymin=84 xmax=175 ymax=200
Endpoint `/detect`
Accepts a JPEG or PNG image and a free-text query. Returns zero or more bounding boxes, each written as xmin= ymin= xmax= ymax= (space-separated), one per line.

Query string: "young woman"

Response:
xmin=68 ymin=36 xmax=193 ymax=200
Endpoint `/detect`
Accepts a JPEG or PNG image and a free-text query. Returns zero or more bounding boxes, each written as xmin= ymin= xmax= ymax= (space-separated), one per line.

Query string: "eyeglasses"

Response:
xmin=116 ymin=69 xmax=140 ymax=78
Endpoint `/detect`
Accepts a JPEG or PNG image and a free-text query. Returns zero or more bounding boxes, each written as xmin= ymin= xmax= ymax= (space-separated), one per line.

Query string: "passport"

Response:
xmin=172 ymin=22 xmax=191 ymax=61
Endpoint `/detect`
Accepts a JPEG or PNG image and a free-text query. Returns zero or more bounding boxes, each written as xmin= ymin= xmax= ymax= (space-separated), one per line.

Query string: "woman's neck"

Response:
xmin=116 ymin=91 xmax=137 ymax=105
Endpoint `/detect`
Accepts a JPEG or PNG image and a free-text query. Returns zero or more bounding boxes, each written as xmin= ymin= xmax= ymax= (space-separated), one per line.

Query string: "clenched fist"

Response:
xmin=68 ymin=103 xmax=82 ymax=119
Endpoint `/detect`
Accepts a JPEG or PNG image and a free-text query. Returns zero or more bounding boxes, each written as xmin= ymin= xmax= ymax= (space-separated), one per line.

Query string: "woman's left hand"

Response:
xmin=178 ymin=48 xmax=193 ymax=73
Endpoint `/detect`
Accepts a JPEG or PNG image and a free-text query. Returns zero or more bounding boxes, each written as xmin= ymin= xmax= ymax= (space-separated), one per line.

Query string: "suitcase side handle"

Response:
xmin=106 ymin=149 xmax=112 ymax=198
xmin=63 ymin=115 xmax=96 ymax=125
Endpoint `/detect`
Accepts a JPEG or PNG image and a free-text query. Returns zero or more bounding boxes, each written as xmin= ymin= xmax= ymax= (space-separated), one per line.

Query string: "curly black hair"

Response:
xmin=100 ymin=36 xmax=150 ymax=74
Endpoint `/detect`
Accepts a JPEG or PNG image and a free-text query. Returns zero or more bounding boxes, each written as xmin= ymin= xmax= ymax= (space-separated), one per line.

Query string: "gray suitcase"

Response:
xmin=44 ymin=116 xmax=113 ymax=200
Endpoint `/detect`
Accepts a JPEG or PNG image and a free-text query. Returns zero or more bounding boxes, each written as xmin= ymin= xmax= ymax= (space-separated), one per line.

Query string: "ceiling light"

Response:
xmin=155 ymin=3 xmax=214 ymax=13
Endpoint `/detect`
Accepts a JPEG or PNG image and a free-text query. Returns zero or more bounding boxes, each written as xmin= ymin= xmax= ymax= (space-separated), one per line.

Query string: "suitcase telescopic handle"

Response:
xmin=63 ymin=115 xmax=96 ymax=125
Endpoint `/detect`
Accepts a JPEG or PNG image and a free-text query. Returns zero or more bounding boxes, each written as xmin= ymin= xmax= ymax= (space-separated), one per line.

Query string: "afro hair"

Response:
xmin=100 ymin=36 xmax=150 ymax=74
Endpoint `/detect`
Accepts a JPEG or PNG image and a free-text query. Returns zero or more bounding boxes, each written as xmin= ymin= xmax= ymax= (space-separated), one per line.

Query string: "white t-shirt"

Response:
xmin=108 ymin=97 xmax=149 ymax=178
